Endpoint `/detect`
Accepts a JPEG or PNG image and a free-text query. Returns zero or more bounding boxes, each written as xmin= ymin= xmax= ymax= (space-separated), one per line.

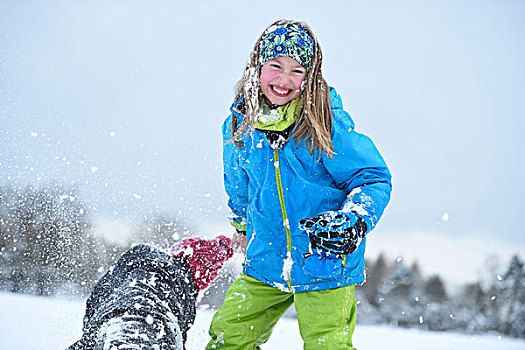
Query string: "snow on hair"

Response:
xmin=230 ymin=19 xmax=334 ymax=159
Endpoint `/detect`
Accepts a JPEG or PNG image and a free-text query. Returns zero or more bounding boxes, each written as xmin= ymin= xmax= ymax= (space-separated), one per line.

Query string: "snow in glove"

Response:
xmin=299 ymin=211 xmax=367 ymax=256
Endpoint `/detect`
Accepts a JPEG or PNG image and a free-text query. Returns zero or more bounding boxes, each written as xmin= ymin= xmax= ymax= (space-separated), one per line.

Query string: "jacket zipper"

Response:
xmin=273 ymin=149 xmax=294 ymax=292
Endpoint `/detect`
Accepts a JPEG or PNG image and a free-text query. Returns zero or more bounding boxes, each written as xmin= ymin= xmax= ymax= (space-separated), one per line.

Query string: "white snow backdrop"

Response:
xmin=1 ymin=0 xmax=525 ymax=346
xmin=1 ymin=291 xmax=524 ymax=350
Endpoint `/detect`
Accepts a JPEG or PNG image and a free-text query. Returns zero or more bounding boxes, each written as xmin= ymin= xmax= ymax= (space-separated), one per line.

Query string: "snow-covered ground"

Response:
xmin=0 ymin=292 xmax=523 ymax=350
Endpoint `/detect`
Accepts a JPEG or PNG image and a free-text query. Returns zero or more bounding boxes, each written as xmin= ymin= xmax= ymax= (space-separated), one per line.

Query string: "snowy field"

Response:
xmin=0 ymin=292 xmax=523 ymax=350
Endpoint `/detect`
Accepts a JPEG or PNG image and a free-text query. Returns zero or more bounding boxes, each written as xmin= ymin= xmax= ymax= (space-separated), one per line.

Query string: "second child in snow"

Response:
xmin=207 ymin=20 xmax=392 ymax=349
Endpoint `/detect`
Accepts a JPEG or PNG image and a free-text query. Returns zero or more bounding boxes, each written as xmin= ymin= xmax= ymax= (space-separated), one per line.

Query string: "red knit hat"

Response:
xmin=170 ymin=235 xmax=233 ymax=291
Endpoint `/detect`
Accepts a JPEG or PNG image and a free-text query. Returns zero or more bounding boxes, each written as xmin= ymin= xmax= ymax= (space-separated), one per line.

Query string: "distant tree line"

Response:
xmin=0 ymin=184 xmax=523 ymax=338
xmin=357 ymin=253 xmax=525 ymax=338
xmin=0 ymin=184 xmax=194 ymax=297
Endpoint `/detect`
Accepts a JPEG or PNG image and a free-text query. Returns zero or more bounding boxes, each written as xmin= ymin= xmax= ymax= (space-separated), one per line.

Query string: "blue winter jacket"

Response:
xmin=223 ymin=88 xmax=391 ymax=293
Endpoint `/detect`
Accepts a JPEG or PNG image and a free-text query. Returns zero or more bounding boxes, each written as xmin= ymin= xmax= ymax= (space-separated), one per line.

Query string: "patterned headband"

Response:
xmin=259 ymin=23 xmax=315 ymax=71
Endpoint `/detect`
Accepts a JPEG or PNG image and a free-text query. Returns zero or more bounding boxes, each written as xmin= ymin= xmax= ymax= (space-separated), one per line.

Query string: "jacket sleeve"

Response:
xmin=322 ymin=92 xmax=392 ymax=233
xmin=222 ymin=115 xmax=249 ymax=232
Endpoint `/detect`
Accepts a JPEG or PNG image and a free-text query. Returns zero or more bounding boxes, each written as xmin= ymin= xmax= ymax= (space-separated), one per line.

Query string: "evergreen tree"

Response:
xmin=498 ymin=255 xmax=525 ymax=337
xmin=454 ymin=282 xmax=492 ymax=333
xmin=383 ymin=258 xmax=423 ymax=327
xmin=424 ymin=275 xmax=448 ymax=303
xmin=363 ymin=253 xmax=388 ymax=307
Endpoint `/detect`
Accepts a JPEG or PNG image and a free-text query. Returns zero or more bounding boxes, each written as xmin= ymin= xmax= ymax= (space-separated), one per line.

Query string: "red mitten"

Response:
xmin=170 ymin=235 xmax=233 ymax=291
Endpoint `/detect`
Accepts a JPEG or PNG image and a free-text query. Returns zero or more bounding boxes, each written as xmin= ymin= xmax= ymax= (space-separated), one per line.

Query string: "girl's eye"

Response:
xmin=270 ymin=64 xmax=281 ymax=69
xmin=294 ymin=69 xmax=306 ymax=74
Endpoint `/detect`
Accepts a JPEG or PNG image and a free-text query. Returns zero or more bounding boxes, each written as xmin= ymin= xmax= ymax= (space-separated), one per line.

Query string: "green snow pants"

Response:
xmin=206 ymin=274 xmax=357 ymax=350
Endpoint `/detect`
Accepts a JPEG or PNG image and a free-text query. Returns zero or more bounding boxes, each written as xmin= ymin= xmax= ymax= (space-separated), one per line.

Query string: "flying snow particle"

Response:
xmin=203 ymin=193 xmax=212 ymax=198
xmin=146 ymin=315 xmax=154 ymax=324
xmin=441 ymin=212 xmax=449 ymax=222
xmin=133 ymin=193 xmax=142 ymax=199
xmin=419 ymin=316 xmax=424 ymax=324
xmin=91 ymin=166 xmax=99 ymax=173
xmin=109 ymin=131 xmax=116 ymax=137
xmin=30 ymin=131 xmax=38 ymax=137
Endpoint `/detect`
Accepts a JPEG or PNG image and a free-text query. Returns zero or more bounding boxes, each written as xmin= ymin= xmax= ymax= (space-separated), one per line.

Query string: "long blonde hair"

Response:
xmin=230 ymin=19 xmax=335 ymax=159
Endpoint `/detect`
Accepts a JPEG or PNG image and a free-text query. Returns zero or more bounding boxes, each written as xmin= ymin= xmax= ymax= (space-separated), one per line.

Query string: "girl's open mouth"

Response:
xmin=270 ymin=85 xmax=292 ymax=97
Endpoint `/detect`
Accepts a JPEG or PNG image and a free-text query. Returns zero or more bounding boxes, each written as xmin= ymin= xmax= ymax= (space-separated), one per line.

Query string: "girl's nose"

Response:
xmin=276 ymin=72 xmax=292 ymax=86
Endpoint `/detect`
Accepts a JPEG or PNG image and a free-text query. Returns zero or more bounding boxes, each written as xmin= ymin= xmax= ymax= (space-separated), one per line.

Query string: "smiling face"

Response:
xmin=259 ymin=56 xmax=307 ymax=107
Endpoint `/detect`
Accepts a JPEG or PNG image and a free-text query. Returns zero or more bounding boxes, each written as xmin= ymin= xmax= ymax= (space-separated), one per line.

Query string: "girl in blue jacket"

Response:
xmin=207 ymin=19 xmax=392 ymax=350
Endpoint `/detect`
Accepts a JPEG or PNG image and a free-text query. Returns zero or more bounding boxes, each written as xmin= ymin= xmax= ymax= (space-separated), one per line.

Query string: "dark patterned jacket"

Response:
xmin=67 ymin=244 xmax=196 ymax=350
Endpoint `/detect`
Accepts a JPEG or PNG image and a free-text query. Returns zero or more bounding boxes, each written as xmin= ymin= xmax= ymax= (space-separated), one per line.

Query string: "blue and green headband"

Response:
xmin=259 ymin=23 xmax=315 ymax=72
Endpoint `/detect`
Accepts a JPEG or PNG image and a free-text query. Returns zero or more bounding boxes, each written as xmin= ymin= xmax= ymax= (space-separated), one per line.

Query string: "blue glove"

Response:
xmin=299 ymin=211 xmax=367 ymax=256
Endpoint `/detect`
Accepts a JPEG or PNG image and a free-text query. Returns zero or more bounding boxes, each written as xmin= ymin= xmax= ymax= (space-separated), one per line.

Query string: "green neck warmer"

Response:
xmin=255 ymin=97 xmax=301 ymax=132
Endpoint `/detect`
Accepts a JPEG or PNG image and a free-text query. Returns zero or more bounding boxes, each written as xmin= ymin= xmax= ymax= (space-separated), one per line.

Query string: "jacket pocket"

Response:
xmin=302 ymin=252 xmax=343 ymax=279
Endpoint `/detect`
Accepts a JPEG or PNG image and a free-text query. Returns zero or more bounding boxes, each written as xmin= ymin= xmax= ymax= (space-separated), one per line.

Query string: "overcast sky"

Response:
xmin=1 ymin=0 xmax=524 ymax=266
